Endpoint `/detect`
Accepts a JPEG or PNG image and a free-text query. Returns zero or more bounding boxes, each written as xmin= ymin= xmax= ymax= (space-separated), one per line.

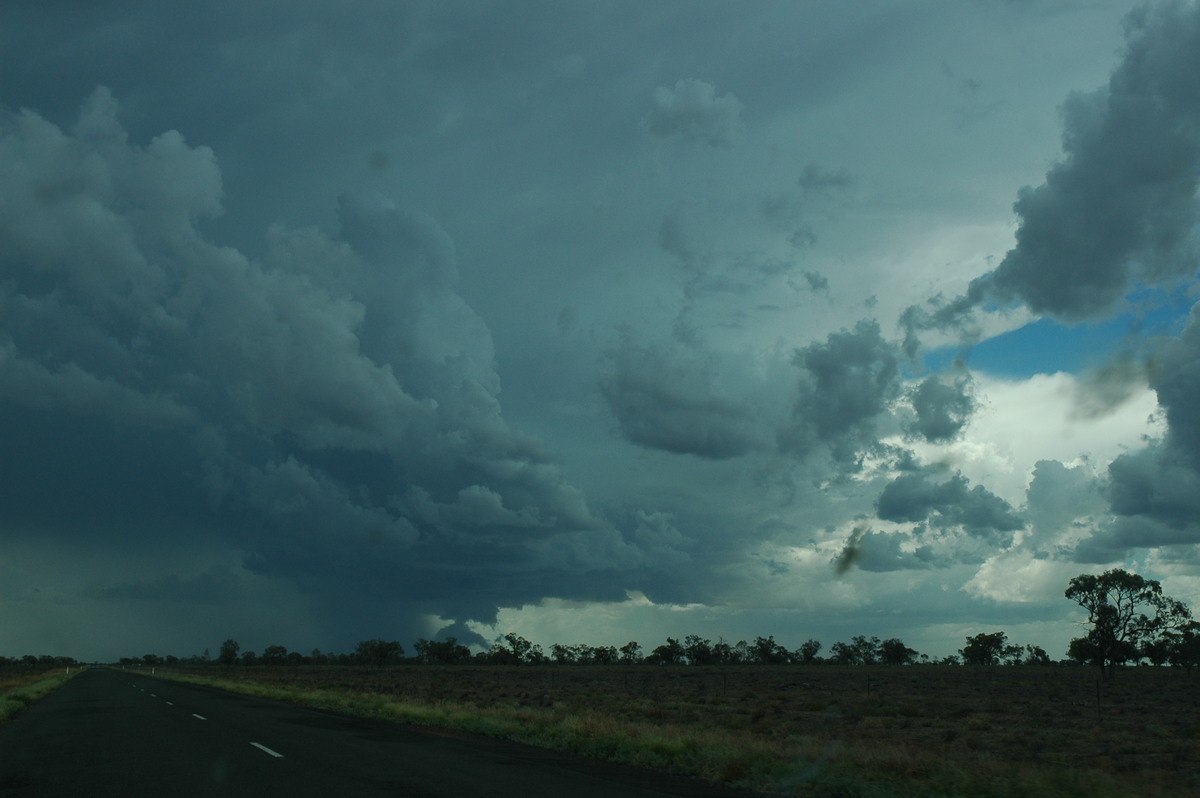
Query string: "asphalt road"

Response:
xmin=0 ymin=668 xmax=759 ymax=797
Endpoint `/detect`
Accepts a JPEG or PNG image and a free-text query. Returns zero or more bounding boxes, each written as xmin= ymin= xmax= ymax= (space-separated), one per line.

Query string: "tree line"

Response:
xmin=0 ymin=655 xmax=80 ymax=669
xmin=115 ymin=569 xmax=1200 ymax=675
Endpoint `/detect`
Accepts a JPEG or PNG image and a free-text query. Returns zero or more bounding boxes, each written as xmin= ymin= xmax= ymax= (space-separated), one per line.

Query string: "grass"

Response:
xmin=0 ymin=667 xmax=83 ymax=724
xmin=152 ymin=666 xmax=1162 ymax=797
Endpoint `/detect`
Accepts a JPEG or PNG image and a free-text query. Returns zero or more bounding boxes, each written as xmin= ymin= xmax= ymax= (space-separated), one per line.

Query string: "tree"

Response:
xmin=502 ymin=633 xmax=538 ymax=664
xmin=959 ymin=632 xmax=1018 ymax=666
xmin=260 ymin=645 xmax=289 ymax=666
xmin=618 ymin=641 xmax=642 ymax=665
xmin=879 ymin=638 xmax=918 ymax=665
xmin=1065 ymin=569 xmax=1192 ymax=678
xmin=647 ymin=637 xmax=684 ymax=665
xmin=1021 ymin=645 xmax=1052 ymax=666
xmin=830 ymin=635 xmax=880 ymax=665
xmin=355 ymin=639 xmax=404 ymax=668
xmin=683 ymin=635 xmax=714 ymax=665
xmin=794 ymin=639 xmax=822 ymax=664
xmin=218 ymin=639 xmax=240 ymax=666
xmin=413 ymin=637 xmax=471 ymax=665
xmin=751 ymin=635 xmax=789 ymax=665
xmin=1167 ymin=621 xmax=1200 ymax=673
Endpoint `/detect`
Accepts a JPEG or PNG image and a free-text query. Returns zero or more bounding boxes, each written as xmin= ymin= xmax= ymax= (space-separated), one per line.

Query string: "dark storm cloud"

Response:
xmin=0 ymin=89 xmax=664 ymax=641
xmin=1148 ymin=302 xmax=1200 ymax=469
xmin=599 ymin=341 xmax=761 ymax=460
xmin=1084 ymin=302 xmax=1200 ymax=560
xmin=780 ymin=319 xmax=901 ymax=463
xmin=903 ymin=1 xmax=1200 ymax=344
xmin=91 ymin=569 xmax=243 ymax=605
xmin=905 ymin=373 xmax=975 ymax=443
xmin=644 ymin=78 xmax=744 ymax=147
xmin=876 ymin=469 xmax=1025 ymax=543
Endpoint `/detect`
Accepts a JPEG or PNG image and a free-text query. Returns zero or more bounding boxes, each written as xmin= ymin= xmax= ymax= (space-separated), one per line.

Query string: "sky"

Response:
xmin=2 ymin=0 xmax=1200 ymax=663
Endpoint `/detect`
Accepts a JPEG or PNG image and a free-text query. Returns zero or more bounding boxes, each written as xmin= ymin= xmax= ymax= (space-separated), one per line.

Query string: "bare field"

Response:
xmin=165 ymin=664 xmax=1200 ymax=796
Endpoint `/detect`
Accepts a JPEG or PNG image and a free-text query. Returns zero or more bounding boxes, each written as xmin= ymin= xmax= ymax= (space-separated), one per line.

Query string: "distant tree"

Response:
xmin=794 ymin=639 xmax=822 ymax=664
xmin=830 ymin=636 xmax=881 ymax=665
xmin=260 ymin=645 xmax=289 ymax=666
xmin=1021 ymin=645 xmax=1052 ymax=666
xmin=142 ymin=654 xmax=161 ymax=666
xmin=647 ymin=637 xmax=685 ymax=665
xmin=618 ymin=641 xmax=642 ymax=665
xmin=240 ymin=651 xmax=258 ymax=666
xmin=165 ymin=655 xmax=180 ymax=666
xmin=218 ymin=639 xmax=240 ymax=666
xmin=1167 ymin=621 xmax=1200 ymax=673
xmin=590 ymin=645 xmax=619 ymax=665
xmin=959 ymin=632 xmax=1018 ymax=666
xmin=1065 ymin=569 xmax=1192 ymax=678
xmin=751 ymin=635 xmax=789 ymax=665
xmin=1142 ymin=637 xmax=1172 ymax=666
xmin=879 ymin=638 xmax=918 ymax=665
xmin=502 ymin=633 xmax=536 ymax=665
xmin=355 ymin=639 xmax=404 ymax=668
xmin=550 ymin=643 xmax=576 ymax=665
xmin=413 ymin=637 xmax=471 ymax=665
xmin=707 ymin=639 xmax=732 ymax=664
xmin=682 ymin=635 xmax=714 ymax=665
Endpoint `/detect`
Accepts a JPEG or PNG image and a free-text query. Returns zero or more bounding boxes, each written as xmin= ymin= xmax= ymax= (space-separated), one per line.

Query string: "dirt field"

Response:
xmin=177 ymin=664 xmax=1200 ymax=795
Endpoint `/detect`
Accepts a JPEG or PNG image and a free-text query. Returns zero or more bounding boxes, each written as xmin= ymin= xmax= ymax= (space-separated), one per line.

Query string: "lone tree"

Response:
xmin=959 ymin=632 xmax=1019 ymax=666
xmin=218 ymin=638 xmax=240 ymax=666
xmin=1065 ymin=568 xmax=1192 ymax=678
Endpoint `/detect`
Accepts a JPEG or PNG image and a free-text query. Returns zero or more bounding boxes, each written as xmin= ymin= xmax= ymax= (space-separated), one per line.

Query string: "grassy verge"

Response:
xmin=157 ymin=669 xmax=1139 ymax=797
xmin=0 ymin=668 xmax=84 ymax=724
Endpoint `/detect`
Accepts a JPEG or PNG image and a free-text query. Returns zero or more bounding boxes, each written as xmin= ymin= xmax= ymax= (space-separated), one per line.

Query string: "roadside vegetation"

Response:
xmin=156 ymin=662 xmax=1194 ymax=797
xmin=0 ymin=663 xmax=83 ymax=724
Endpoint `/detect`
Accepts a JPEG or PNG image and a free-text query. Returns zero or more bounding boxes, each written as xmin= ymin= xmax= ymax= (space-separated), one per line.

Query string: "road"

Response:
xmin=0 ymin=668 xmax=759 ymax=797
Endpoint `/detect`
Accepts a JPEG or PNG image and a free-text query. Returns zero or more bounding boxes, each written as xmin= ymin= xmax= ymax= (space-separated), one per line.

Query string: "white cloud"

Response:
xmin=904 ymin=371 xmax=1161 ymax=506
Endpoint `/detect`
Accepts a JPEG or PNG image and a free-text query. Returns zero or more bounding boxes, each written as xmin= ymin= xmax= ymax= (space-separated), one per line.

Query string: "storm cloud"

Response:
xmin=906 ymin=373 xmax=975 ymax=443
xmin=781 ymin=319 xmax=901 ymax=463
xmin=904 ymin=1 xmax=1200 ymax=341
xmin=600 ymin=341 xmax=762 ymax=460
xmin=2 ymin=2 xmax=1195 ymax=663
xmin=876 ymin=470 xmax=1025 ymax=544
xmin=0 ymin=89 xmax=648 ymax=641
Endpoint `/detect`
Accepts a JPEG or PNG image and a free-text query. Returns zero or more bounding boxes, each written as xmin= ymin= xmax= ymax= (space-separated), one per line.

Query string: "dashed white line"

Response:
xmin=192 ymin=714 xmax=207 ymax=720
xmin=166 ymin=701 xmax=174 ymax=706
xmin=250 ymin=742 xmax=284 ymax=758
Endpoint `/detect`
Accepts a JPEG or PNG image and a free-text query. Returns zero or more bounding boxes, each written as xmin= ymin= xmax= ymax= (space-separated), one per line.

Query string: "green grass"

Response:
xmin=156 ymin=669 xmax=1145 ymax=797
xmin=0 ymin=668 xmax=84 ymax=724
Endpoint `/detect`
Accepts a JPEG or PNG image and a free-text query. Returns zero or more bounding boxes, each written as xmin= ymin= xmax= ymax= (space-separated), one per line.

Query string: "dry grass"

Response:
xmin=155 ymin=664 xmax=1196 ymax=796
xmin=0 ymin=667 xmax=82 ymax=724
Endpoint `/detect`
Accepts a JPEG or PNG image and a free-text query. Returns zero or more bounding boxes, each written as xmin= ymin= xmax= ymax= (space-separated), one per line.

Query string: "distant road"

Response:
xmin=0 ymin=668 xmax=756 ymax=797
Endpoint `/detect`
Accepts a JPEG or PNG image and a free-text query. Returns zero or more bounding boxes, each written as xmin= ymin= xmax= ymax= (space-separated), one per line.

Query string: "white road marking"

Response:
xmin=250 ymin=742 xmax=284 ymax=758
xmin=192 ymin=714 xmax=207 ymax=720
xmin=150 ymin=693 xmax=157 ymax=697
xmin=166 ymin=702 xmax=174 ymax=706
